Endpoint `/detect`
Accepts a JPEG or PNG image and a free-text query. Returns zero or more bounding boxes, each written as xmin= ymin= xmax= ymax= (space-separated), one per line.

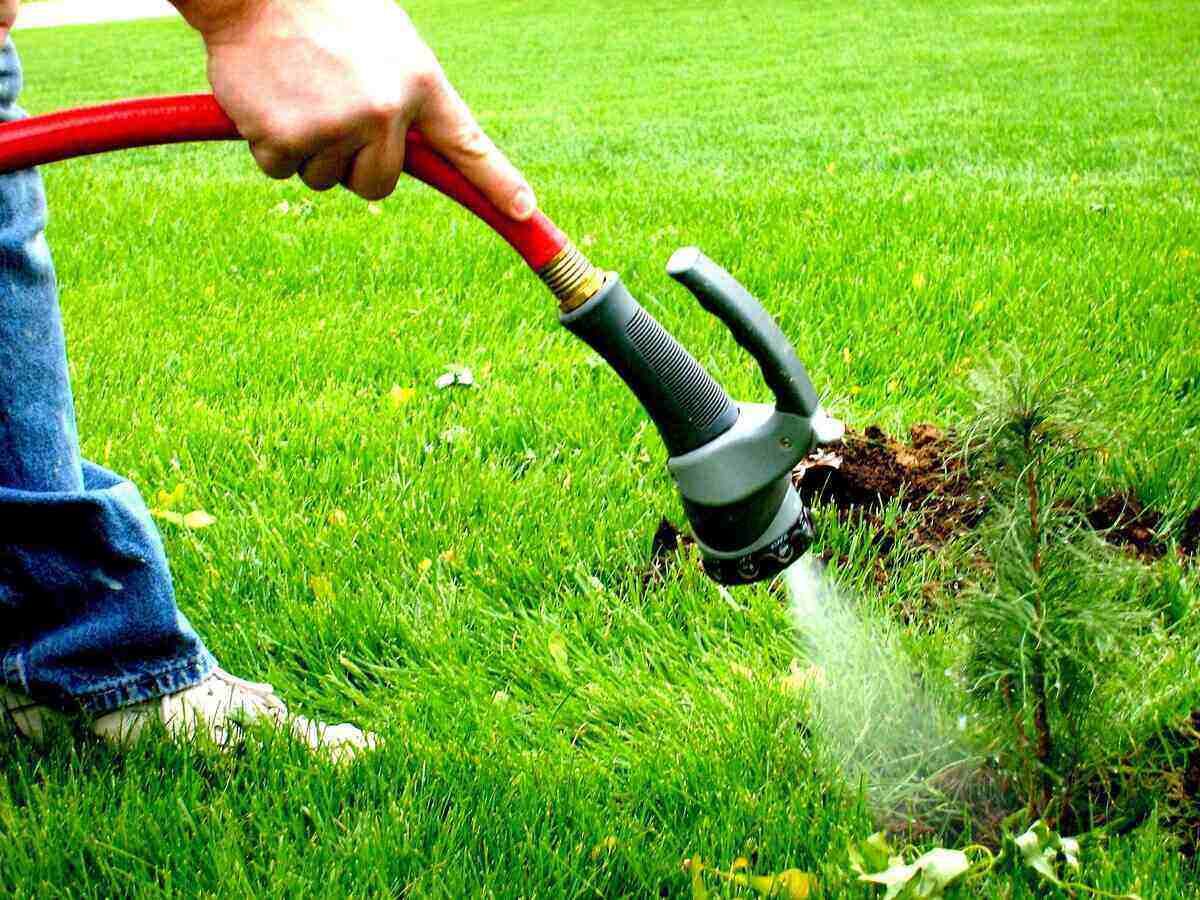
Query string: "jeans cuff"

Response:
xmin=81 ymin=648 xmax=218 ymax=713
xmin=3 ymin=647 xmax=218 ymax=714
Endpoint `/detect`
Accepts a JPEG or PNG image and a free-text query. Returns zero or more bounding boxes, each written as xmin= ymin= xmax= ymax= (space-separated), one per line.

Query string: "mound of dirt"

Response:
xmin=1173 ymin=713 xmax=1200 ymax=856
xmin=642 ymin=423 xmax=1196 ymax=588
xmin=1085 ymin=493 xmax=1167 ymax=560
xmin=1155 ymin=711 xmax=1200 ymax=857
xmin=643 ymin=517 xmax=694 ymax=587
xmin=793 ymin=424 xmax=984 ymax=549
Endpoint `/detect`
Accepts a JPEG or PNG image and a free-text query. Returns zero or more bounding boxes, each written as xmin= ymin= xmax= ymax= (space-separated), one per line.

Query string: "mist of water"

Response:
xmin=785 ymin=554 xmax=981 ymax=825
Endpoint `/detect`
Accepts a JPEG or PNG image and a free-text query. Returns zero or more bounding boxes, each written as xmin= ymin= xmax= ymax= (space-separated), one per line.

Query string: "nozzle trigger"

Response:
xmin=666 ymin=247 xmax=820 ymax=418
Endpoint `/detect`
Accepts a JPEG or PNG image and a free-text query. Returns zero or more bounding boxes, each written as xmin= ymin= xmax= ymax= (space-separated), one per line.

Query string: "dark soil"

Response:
xmin=642 ymin=517 xmax=695 ymax=588
xmin=1182 ymin=507 xmax=1200 ymax=560
xmin=643 ymin=423 xmax=1196 ymax=586
xmin=1084 ymin=492 xmax=1167 ymax=561
xmin=793 ymin=424 xmax=985 ymax=550
xmin=883 ymin=758 xmax=1017 ymax=850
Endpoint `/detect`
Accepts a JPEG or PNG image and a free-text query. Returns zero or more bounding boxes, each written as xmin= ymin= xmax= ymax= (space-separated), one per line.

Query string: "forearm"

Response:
xmin=1 ymin=0 xmax=17 ymax=43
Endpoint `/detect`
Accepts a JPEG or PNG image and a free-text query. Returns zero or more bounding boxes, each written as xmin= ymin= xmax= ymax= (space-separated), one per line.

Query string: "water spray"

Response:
xmin=786 ymin=556 xmax=983 ymax=830
xmin=0 ymin=95 xmax=843 ymax=585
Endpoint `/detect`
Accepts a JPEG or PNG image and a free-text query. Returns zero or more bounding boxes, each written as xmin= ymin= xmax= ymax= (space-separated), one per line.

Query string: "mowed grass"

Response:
xmin=2 ymin=1 xmax=1199 ymax=895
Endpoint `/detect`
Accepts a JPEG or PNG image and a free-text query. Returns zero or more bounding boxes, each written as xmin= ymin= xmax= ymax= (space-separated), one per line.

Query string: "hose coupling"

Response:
xmin=538 ymin=242 xmax=607 ymax=313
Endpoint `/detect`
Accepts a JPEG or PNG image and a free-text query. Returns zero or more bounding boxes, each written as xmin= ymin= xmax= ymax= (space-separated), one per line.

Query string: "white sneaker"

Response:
xmin=1 ymin=667 xmax=377 ymax=762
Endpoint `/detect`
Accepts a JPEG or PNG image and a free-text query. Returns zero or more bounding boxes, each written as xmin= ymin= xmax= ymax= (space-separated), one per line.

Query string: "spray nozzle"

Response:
xmin=559 ymin=247 xmax=841 ymax=586
xmin=663 ymin=249 xmax=843 ymax=584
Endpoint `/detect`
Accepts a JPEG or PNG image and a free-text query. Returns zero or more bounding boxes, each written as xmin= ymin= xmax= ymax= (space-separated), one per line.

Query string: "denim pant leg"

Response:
xmin=0 ymin=39 xmax=215 ymax=712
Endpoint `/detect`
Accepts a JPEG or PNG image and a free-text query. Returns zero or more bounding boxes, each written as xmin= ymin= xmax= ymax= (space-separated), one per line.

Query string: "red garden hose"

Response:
xmin=0 ymin=95 xmax=843 ymax=591
xmin=0 ymin=93 xmax=572 ymax=272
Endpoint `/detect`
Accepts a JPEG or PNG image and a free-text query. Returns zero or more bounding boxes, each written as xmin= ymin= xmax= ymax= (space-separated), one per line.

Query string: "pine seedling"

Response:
xmin=958 ymin=350 xmax=1151 ymax=822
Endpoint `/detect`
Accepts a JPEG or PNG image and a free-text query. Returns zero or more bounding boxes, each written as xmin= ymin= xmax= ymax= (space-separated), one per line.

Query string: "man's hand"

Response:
xmin=174 ymin=0 xmax=536 ymax=216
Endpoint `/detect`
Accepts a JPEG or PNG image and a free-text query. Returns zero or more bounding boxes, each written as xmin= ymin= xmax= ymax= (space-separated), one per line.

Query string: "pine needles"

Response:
xmin=960 ymin=350 xmax=1154 ymax=823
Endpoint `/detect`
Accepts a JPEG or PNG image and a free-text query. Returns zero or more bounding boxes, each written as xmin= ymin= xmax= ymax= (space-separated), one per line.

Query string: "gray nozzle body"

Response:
xmin=559 ymin=248 xmax=842 ymax=586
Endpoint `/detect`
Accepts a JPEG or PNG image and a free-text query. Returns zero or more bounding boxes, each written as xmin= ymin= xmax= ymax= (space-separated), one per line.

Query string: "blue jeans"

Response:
xmin=0 ymin=40 xmax=215 ymax=713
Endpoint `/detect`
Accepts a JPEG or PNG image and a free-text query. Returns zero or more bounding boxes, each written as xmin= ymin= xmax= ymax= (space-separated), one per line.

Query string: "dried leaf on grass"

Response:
xmin=387 ymin=384 xmax=416 ymax=408
xmin=548 ymin=634 xmax=569 ymax=674
xmin=151 ymin=483 xmax=215 ymax=529
xmin=309 ymin=574 xmax=335 ymax=603
xmin=182 ymin=510 xmax=216 ymax=529
xmin=684 ymin=856 xmax=817 ymax=899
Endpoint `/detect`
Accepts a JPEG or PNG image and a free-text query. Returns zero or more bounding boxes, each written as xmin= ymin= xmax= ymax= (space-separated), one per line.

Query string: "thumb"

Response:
xmin=416 ymin=77 xmax=536 ymax=222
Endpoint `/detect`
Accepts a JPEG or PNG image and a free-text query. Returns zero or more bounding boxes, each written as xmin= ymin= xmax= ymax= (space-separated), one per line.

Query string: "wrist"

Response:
xmin=172 ymin=0 xmax=269 ymax=38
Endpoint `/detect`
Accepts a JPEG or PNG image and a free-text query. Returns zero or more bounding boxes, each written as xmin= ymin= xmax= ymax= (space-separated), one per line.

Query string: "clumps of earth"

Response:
xmin=646 ymin=422 xmax=1198 ymax=588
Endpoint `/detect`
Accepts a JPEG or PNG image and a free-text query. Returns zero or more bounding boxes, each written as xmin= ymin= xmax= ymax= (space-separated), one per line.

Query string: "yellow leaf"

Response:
xmin=492 ymin=690 xmax=510 ymax=704
xmin=439 ymin=548 xmax=459 ymax=565
xmin=773 ymin=870 xmax=818 ymax=899
xmin=887 ymin=379 xmax=900 ymax=394
xmin=781 ymin=659 xmax=826 ymax=693
xmin=971 ymin=300 xmax=986 ymax=315
xmin=825 ymin=161 xmax=837 ymax=175
xmin=842 ymin=347 xmax=852 ymax=364
xmin=548 ymin=634 xmax=569 ymax=672
xmin=731 ymin=857 xmax=750 ymax=872
xmin=328 ymin=509 xmax=349 ymax=528
xmin=685 ymin=857 xmax=710 ymax=900
xmin=151 ymin=509 xmax=185 ymax=526
xmin=309 ymin=574 xmax=335 ymax=602
xmin=156 ymin=483 xmax=186 ymax=510
xmin=417 ymin=558 xmax=433 ymax=575
xmin=849 ymin=385 xmax=863 ymax=396
xmin=590 ymin=836 xmax=618 ymax=860
xmin=387 ymin=384 xmax=416 ymax=408
xmin=731 ymin=869 xmax=817 ymax=899
xmin=182 ymin=510 xmax=216 ymax=529
xmin=911 ymin=271 xmax=927 ymax=290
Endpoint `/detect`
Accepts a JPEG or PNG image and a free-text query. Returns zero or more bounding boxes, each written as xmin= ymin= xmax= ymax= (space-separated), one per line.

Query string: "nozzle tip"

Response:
xmin=666 ymin=245 xmax=702 ymax=277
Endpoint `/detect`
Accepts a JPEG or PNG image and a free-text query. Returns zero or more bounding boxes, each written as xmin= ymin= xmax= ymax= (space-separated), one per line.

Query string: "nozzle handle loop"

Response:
xmin=667 ymin=247 xmax=819 ymax=418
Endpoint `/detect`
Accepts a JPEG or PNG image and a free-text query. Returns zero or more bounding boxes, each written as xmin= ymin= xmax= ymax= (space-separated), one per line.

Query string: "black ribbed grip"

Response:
xmin=561 ymin=274 xmax=738 ymax=456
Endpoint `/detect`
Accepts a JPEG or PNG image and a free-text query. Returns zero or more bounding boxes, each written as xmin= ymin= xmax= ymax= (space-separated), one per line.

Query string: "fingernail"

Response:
xmin=511 ymin=186 xmax=536 ymax=220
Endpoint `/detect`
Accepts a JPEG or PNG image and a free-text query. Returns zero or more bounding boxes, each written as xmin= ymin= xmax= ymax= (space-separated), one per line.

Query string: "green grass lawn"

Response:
xmin=3 ymin=1 xmax=1199 ymax=896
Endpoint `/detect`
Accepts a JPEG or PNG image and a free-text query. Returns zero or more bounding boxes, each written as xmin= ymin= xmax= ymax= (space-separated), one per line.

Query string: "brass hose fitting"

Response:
xmin=537 ymin=242 xmax=607 ymax=313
